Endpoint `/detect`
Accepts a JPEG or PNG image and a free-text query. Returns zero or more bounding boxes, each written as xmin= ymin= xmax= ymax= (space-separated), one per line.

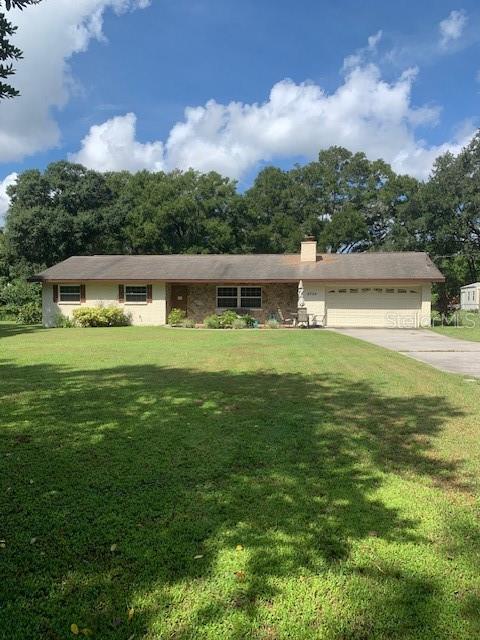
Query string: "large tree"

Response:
xmin=314 ymin=148 xmax=419 ymax=253
xmin=242 ymin=166 xmax=321 ymax=253
xmin=3 ymin=136 xmax=480 ymax=312
xmin=387 ymin=131 xmax=480 ymax=309
xmin=121 ymin=169 xmax=241 ymax=254
xmin=246 ymin=147 xmax=419 ymax=255
xmin=4 ymin=162 xmax=117 ymax=274
xmin=2 ymin=162 xmax=242 ymax=275
xmin=0 ymin=0 xmax=40 ymax=99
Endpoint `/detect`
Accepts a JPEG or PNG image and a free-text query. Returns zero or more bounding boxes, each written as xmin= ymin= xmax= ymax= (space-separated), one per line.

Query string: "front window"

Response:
xmin=217 ymin=286 xmax=262 ymax=309
xmin=216 ymin=286 xmax=238 ymax=308
xmin=240 ymin=287 xmax=261 ymax=308
xmin=125 ymin=285 xmax=147 ymax=303
xmin=59 ymin=285 xmax=81 ymax=303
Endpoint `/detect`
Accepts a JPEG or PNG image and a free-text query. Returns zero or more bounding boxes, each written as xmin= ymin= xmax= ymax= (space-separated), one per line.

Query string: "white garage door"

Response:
xmin=326 ymin=286 xmax=421 ymax=328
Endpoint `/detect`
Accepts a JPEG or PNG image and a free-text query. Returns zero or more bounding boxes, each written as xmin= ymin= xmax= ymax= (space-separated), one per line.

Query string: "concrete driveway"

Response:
xmin=330 ymin=328 xmax=480 ymax=378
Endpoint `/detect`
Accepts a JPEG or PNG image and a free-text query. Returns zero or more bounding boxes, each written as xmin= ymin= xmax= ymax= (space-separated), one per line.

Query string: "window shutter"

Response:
xmin=80 ymin=284 xmax=86 ymax=303
xmin=118 ymin=284 xmax=124 ymax=303
xmin=53 ymin=284 xmax=58 ymax=303
xmin=146 ymin=284 xmax=153 ymax=303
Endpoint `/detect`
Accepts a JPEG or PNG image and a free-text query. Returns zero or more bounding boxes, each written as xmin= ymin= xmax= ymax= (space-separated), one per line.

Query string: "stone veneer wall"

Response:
xmin=168 ymin=283 xmax=298 ymax=323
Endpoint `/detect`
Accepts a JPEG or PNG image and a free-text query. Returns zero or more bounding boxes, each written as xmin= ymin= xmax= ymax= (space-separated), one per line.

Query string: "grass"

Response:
xmin=432 ymin=311 xmax=480 ymax=342
xmin=1 ymin=323 xmax=480 ymax=639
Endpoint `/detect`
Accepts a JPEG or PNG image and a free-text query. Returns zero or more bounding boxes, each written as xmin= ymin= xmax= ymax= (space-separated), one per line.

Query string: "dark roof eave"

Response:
xmin=30 ymin=276 xmax=445 ymax=283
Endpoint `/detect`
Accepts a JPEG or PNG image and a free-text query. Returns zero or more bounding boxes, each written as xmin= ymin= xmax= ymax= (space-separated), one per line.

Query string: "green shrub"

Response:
xmin=168 ymin=308 xmax=186 ymax=326
xmin=0 ymin=279 xmax=41 ymax=319
xmin=218 ymin=310 xmax=239 ymax=328
xmin=431 ymin=310 xmax=479 ymax=328
xmin=54 ymin=313 xmax=75 ymax=328
xmin=72 ymin=306 xmax=130 ymax=327
xmin=204 ymin=310 xmax=247 ymax=328
xmin=232 ymin=317 xmax=247 ymax=329
xmin=181 ymin=318 xmax=196 ymax=328
xmin=242 ymin=314 xmax=256 ymax=328
xmin=15 ymin=301 xmax=42 ymax=325
xmin=455 ymin=310 xmax=478 ymax=327
xmin=204 ymin=314 xmax=222 ymax=328
xmin=0 ymin=308 xmax=15 ymax=321
xmin=265 ymin=318 xmax=280 ymax=329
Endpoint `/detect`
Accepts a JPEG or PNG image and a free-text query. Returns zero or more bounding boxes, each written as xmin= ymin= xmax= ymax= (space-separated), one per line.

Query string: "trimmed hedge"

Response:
xmin=72 ymin=306 xmax=130 ymax=327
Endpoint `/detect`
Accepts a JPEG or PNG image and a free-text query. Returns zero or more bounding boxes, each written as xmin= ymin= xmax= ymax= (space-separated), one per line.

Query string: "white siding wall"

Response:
xmin=42 ymin=282 xmax=167 ymax=327
xmin=420 ymin=284 xmax=432 ymax=327
xmin=303 ymin=283 xmax=326 ymax=324
xmin=460 ymin=285 xmax=480 ymax=311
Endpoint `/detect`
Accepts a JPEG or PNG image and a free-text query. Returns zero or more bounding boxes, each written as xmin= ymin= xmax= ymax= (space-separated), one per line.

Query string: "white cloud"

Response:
xmin=343 ymin=30 xmax=383 ymax=70
xmin=367 ymin=30 xmax=383 ymax=50
xmin=70 ymin=61 xmax=473 ymax=182
xmin=439 ymin=9 xmax=467 ymax=47
xmin=0 ymin=0 xmax=150 ymax=163
xmin=391 ymin=122 xmax=475 ymax=177
xmin=71 ymin=113 xmax=165 ymax=171
xmin=0 ymin=173 xmax=18 ymax=226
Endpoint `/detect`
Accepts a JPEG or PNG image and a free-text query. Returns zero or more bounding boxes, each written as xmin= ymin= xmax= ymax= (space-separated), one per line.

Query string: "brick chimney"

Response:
xmin=300 ymin=236 xmax=317 ymax=262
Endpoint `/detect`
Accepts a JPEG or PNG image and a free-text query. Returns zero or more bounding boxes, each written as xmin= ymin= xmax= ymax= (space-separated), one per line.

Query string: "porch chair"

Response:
xmin=277 ymin=308 xmax=296 ymax=327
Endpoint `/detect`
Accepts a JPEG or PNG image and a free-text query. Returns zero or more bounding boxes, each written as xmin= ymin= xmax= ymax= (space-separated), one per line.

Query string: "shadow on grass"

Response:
xmin=0 ymin=359 xmax=476 ymax=638
xmin=0 ymin=322 xmax=44 ymax=338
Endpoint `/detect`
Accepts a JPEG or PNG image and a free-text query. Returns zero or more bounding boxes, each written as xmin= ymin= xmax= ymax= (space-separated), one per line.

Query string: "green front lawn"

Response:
xmin=1 ymin=323 xmax=480 ymax=639
xmin=432 ymin=312 xmax=480 ymax=342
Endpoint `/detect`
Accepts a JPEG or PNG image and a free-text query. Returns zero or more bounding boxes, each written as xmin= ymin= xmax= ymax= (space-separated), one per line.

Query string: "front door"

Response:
xmin=171 ymin=285 xmax=188 ymax=314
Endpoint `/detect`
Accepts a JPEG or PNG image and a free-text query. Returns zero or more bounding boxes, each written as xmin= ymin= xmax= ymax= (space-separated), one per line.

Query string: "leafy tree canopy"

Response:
xmin=2 ymin=134 xmax=480 ymax=310
xmin=0 ymin=0 xmax=41 ymax=99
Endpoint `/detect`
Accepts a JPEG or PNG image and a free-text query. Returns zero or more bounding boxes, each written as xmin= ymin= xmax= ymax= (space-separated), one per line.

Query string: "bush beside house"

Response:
xmin=71 ymin=307 xmax=130 ymax=327
xmin=0 ymin=280 xmax=41 ymax=324
xmin=204 ymin=310 xmax=256 ymax=328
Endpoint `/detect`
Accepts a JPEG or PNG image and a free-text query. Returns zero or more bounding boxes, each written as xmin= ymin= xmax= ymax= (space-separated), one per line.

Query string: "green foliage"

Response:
xmin=72 ymin=306 xmax=130 ymax=328
xmin=231 ymin=314 xmax=256 ymax=329
xmin=232 ymin=317 xmax=247 ymax=329
xmin=203 ymin=310 xmax=241 ymax=329
xmin=386 ymin=132 xmax=480 ymax=310
xmin=167 ymin=310 xmax=195 ymax=328
xmin=54 ymin=313 xmax=75 ymax=328
xmin=0 ymin=1 xmax=41 ymax=100
xmin=3 ymin=1 xmax=41 ymax=8
xmin=167 ymin=307 xmax=187 ymax=326
xmin=0 ymin=278 xmax=40 ymax=319
xmin=2 ymin=134 xmax=480 ymax=312
xmin=321 ymin=205 xmax=369 ymax=253
xmin=453 ymin=310 xmax=478 ymax=328
xmin=217 ymin=309 xmax=239 ymax=328
xmin=266 ymin=318 xmax=280 ymax=329
xmin=242 ymin=314 xmax=256 ymax=328
xmin=14 ymin=300 xmax=41 ymax=324
xmin=204 ymin=314 xmax=222 ymax=329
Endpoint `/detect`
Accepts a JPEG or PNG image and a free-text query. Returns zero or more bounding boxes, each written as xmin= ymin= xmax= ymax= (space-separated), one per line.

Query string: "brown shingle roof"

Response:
xmin=30 ymin=252 xmax=444 ymax=282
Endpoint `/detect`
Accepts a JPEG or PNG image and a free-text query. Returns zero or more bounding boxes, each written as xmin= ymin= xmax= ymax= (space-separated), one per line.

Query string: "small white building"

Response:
xmin=460 ymin=283 xmax=480 ymax=311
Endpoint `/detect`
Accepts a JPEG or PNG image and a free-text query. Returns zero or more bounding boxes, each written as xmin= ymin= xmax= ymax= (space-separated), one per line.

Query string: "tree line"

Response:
xmin=1 ymin=133 xmax=480 ymax=314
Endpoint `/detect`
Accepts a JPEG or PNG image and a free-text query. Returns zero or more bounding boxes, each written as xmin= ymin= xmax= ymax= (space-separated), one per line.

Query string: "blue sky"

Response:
xmin=1 ymin=0 xmax=479 ymax=216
